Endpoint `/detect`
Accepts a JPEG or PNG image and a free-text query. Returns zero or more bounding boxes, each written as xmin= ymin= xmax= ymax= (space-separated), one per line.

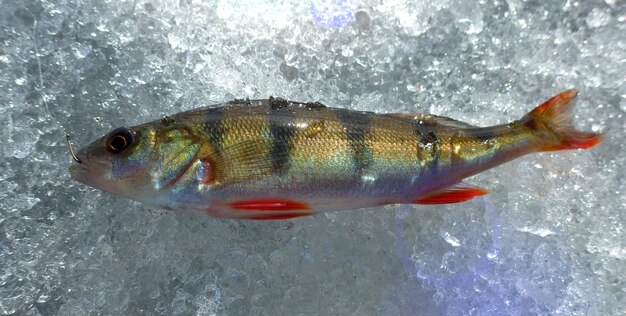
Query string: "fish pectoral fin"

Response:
xmin=215 ymin=139 xmax=276 ymax=184
xmin=385 ymin=113 xmax=477 ymax=129
xmin=412 ymin=184 xmax=488 ymax=204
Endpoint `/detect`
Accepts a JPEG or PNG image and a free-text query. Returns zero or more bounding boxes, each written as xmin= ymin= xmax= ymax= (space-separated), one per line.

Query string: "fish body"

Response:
xmin=69 ymin=91 xmax=602 ymax=220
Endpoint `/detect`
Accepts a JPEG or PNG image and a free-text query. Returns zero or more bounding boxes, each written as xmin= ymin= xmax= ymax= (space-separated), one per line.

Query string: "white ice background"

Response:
xmin=0 ymin=0 xmax=624 ymax=315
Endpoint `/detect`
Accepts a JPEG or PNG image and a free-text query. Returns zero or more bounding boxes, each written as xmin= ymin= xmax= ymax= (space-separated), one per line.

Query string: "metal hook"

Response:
xmin=66 ymin=133 xmax=82 ymax=164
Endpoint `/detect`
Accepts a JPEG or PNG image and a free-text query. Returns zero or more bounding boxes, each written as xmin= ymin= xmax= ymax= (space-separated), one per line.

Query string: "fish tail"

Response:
xmin=522 ymin=90 xmax=603 ymax=151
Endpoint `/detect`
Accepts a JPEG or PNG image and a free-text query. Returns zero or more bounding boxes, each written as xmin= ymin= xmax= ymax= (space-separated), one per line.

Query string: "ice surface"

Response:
xmin=1 ymin=0 xmax=624 ymax=315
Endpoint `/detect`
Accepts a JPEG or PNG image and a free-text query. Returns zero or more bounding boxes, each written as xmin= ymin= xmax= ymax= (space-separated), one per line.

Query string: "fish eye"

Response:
xmin=105 ymin=127 xmax=134 ymax=153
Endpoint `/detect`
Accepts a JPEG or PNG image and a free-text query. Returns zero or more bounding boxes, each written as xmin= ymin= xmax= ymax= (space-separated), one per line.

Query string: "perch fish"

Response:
xmin=68 ymin=90 xmax=602 ymax=220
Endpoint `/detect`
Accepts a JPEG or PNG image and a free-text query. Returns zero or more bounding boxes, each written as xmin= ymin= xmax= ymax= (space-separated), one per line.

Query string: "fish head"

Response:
xmin=69 ymin=124 xmax=201 ymax=203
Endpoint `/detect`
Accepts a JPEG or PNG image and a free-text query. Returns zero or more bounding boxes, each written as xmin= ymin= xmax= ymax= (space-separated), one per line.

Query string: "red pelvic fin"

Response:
xmin=413 ymin=185 xmax=488 ymax=205
xmin=229 ymin=199 xmax=311 ymax=211
xmin=242 ymin=213 xmax=312 ymax=220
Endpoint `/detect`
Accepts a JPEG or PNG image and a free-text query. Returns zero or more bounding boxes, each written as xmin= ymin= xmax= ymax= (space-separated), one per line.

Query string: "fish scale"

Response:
xmin=69 ymin=90 xmax=603 ymax=220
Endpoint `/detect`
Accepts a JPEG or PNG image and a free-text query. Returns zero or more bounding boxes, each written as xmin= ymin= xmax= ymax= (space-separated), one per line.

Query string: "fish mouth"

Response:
xmin=69 ymin=159 xmax=120 ymax=197
xmin=69 ymin=161 xmax=91 ymax=184
xmin=68 ymin=152 xmax=109 ymax=187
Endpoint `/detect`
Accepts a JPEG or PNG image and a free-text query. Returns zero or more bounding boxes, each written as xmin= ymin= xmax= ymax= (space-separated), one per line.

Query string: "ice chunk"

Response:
xmin=310 ymin=0 xmax=357 ymax=29
xmin=1 ymin=0 xmax=623 ymax=315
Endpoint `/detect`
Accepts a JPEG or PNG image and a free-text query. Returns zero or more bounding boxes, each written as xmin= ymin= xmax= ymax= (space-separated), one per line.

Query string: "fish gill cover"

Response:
xmin=0 ymin=0 xmax=624 ymax=315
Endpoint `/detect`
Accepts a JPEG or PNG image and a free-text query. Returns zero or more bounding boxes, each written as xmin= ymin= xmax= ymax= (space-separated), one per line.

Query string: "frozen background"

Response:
xmin=1 ymin=0 xmax=624 ymax=315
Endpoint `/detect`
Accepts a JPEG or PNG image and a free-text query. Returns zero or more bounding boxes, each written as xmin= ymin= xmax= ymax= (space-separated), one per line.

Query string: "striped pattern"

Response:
xmin=192 ymin=99 xmax=527 ymax=189
xmin=336 ymin=109 xmax=373 ymax=175
xmin=268 ymin=98 xmax=297 ymax=175
xmin=204 ymin=107 xmax=225 ymax=155
xmin=70 ymin=91 xmax=602 ymax=218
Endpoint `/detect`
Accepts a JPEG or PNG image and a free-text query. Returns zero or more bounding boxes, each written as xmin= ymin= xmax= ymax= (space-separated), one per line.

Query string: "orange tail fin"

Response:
xmin=522 ymin=90 xmax=603 ymax=151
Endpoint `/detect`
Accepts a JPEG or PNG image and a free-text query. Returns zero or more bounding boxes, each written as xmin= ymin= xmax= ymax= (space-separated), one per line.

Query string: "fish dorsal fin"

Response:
xmin=413 ymin=184 xmax=488 ymax=204
xmin=386 ymin=113 xmax=477 ymax=129
xmin=210 ymin=139 xmax=277 ymax=185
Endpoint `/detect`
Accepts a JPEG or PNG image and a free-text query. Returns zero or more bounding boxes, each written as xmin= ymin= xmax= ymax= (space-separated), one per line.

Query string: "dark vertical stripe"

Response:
xmin=337 ymin=109 xmax=372 ymax=174
xmin=414 ymin=123 xmax=440 ymax=170
xmin=414 ymin=128 xmax=427 ymax=162
xmin=205 ymin=107 xmax=225 ymax=155
xmin=268 ymin=99 xmax=296 ymax=175
xmin=423 ymin=131 xmax=440 ymax=158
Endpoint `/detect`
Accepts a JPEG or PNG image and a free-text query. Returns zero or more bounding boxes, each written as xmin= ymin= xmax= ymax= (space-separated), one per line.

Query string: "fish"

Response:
xmin=68 ymin=90 xmax=603 ymax=220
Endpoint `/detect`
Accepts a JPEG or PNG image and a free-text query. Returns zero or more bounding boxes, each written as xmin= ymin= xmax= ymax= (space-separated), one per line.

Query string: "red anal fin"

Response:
xmin=229 ymin=199 xmax=311 ymax=211
xmin=243 ymin=213 xmax=312 ymax=220
xmin=413 ymin=185 xmax=488 ymax=205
